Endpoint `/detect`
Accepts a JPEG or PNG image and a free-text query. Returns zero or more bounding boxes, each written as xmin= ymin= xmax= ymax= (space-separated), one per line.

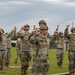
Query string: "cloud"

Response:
xmin=0 ymin=1 xmax=31 ymax=5
xmin=0 ymin=0 xmax=75 ymax=35
xmin=65 ymin=2 xmax=75 ymax=6
xmin=63 ymin=0 xmax=75 ymax=2
xmin=42 ymin=0 xmax=63 ymax=2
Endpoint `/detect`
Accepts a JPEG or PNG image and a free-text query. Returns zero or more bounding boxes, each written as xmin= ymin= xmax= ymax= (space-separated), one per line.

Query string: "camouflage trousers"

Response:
xmin=68 ymin=50 xmax=75 ymax=73
xmin=0 ymin=50 xmax=5 ymax=69
xmin=56 ymin=48 xmax=64 ymax=66
xmin=35 ymin=60 xmax=50 ymax=75
xmin=21 ymin=51 xmax=31 ymax=75
xmin=15 ymin=51 xmax=21 ymax=62
xmin=30 ymin=53 xmax=37 ymax=75
xmin=5 ymin=48 xmax=11 ymax=66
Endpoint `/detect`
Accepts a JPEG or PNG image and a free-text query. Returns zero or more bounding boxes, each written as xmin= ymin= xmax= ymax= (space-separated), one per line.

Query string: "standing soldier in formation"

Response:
xmin=64 ymin=25 xmax=75 ymax=75
xmin=30 ymin=25 xmax=50 ymax=75
xmin=0 ymin=27 xmax=16 ymax=72
xmin=54 ymin=25 xmax=64 ymax=68
xmin=15 ymin=24 xmax=32 ymax=75
xmin=14 ymin=38 xmax=22 ymax=63
xmin=5 ymin=37 xmax=12 ymax=67
xmin=0 ymin=28 xmax=6 ymax=72
xmin=30 ymin=20 xmax=50 ymax=75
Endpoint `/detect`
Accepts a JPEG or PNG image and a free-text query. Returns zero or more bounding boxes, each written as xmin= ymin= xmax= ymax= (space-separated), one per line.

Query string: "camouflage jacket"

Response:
xmin=54 ymin=35 xmax=64 ymax=49
xmin=0 ymin=30 xmax=14 ymax=51
xmin=30 ymin=33 xmax=49 ymax=61
xmin=17 ymin=32 xmax=31 ymax=52
xmin=6 ymin=37 xmax=11 ymax=49
xmin=64 ymin=28 xmax=75 ymax=51
xmin=16 ymin=38 xmax=22 ymax=52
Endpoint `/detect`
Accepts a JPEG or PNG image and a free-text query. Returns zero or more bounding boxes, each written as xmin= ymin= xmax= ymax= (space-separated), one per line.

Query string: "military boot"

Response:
xmin=0 ymin=68 xmax=5 ymax=73
xmin=70 ymin=72 xmax=74 ymax=75
xmin=5 ymin=63 xmax=9 ymax=67
xmin=14 ymin=60 xmax=17 ymax=64
xmin=74 ymin=72 xmax=75 ymax=75
xmin=58 ymin=64 xmax=63 ymax=68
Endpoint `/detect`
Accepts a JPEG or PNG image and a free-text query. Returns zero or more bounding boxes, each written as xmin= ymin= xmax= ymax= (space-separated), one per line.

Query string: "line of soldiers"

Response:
xmin=0 ymin=20 xmax=75 ymax=75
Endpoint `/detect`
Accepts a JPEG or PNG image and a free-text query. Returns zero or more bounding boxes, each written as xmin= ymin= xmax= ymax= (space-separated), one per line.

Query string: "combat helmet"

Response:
xmin=23 ymin=24 xmax=30 ymax=28
xmin=71 ymin=27 xmax=75 ymax=32
xmin=59 ymin=32 xmax=63 ymax=35
xmin=0 ymin=28 xmax=4 ymax=33
xmin=39 ymin=20 xmax=47 ymax=25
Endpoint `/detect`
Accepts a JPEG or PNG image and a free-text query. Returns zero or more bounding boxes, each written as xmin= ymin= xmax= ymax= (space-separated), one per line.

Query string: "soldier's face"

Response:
xmin=72 ymin=30 xmax=75 ymax=35
xmin=60 ymin=34 xmax=63 ymax=37
xmin=73 ymin=30 xmax=75 ymax=33
xmin=24 ymin=26 xmax=30 ymax=31
xmin=39 ymin=23 xmax=45 ymax=27
xmin=42 ymin=30 xmax=48 ymax=35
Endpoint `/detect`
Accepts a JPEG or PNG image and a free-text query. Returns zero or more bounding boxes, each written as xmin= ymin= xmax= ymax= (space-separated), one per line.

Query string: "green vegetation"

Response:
xmin=0 ymin=48 xmax=69 ymax=75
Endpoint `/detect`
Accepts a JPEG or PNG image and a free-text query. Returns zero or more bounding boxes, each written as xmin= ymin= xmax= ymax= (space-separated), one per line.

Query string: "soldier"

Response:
xmin=30 ymin=20 xmax=48 ymax=75
xmin=14 ymin=38 xmax=22 ymax=63
xmin=0 ymin=28 xmax=6 ymax=72
xmin=54 ymin=25 xmax=64 ymax=68
xmin=30 ymin=25 xmax=50 ymax=75
xmin=0 ymin=27 xmax=16 ymax=72
xmin=5 ymin=37 xmax=12 ymax=67
xmin=16 ymin=24 xmax=31 ymax=75
xmin=64 ymin=25 xmax=75 ymax=75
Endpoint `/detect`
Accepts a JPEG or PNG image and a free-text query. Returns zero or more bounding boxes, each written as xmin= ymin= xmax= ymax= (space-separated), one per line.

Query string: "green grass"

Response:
xmin=0 ymin=47 xmax=69 ymax=75
xmin=48 ymin=49 xmax=68 ymax=74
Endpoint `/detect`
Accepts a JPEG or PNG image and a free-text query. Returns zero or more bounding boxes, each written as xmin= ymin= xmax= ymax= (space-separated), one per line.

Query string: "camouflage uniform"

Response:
xmin=14 ymin=38 xmax=22 ymax=63
xmin=30 ymin=20 xmax=49 ymax=75
xmin=15 ymin=25 xmax=32 ymax=75
xmin=5 ymin=37 xmax=11 ymax=67
xmin=19 ymin=32 xmax=31 ymax=75
xmin=55 ymin=32 xmax=64 ymax=67
xmin=30 ymin=25 xmax=50 ymax=75
xmin=0 ymin=29 xmax=14 ymax=71
xmin=64 ymin=27 xmax=75 ymax=74
xmin=30 ymin=43 xmax=37 ymax=75
xmin=0 ymin=35 xmax=6 ymax=71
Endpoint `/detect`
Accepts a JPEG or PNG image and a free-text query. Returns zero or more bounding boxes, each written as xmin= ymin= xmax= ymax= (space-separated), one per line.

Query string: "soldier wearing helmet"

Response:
xmin=23 ymin=24 xmax=30 ymax=31
xmin=53 ymin=25 xmax=64 ymax=68
xmin=39 ymin=20 xmax=47 ymax=27
xmin=64 ymin=25 xmax=75 ymax=75
xmin=71 ymin=27 xmax=75 ymax=35
xmin=0 ymin=26 xmax=17 ymax=72
xmin=30 ymin=24 xmax=50 ymax=75
xmin=0 ymin=28 xmax=4 ymax=35
xmin=59 ymin=32 xmax=63 ymax=37
xmin=17 ymin=24 xmax=31 ymax=75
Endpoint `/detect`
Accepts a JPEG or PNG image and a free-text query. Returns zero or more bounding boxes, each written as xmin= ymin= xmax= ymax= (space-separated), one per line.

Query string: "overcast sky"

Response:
xmin=0 ymin=0 xmax=75 ymax=34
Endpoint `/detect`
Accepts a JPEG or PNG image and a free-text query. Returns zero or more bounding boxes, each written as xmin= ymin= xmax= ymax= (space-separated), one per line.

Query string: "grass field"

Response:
xmin=0 ymin=47 xmax=69 ymax=75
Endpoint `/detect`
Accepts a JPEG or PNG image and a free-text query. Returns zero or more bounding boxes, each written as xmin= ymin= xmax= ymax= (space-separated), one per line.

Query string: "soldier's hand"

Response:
xmin=36 ymin=30 xmax=40 ymax=36
xmin=21 ymin=27 xmax=24 ymax=31
xmin=54 ymin=31 xmax=58 ymax=36
xmin=57 ymin=25 xmax=59 ymax=29
xmin=18 ymin=27 xmax=23 ymax=33
xmin=33 ymin=25 xmax=36 ymax=30
xmin=66 ymin=25 xmax=69 ymax=28
xmin=13 ymin=26 xmax=17 ymax=31
xmin=32 ymin=30 xmax=36 ymax=34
